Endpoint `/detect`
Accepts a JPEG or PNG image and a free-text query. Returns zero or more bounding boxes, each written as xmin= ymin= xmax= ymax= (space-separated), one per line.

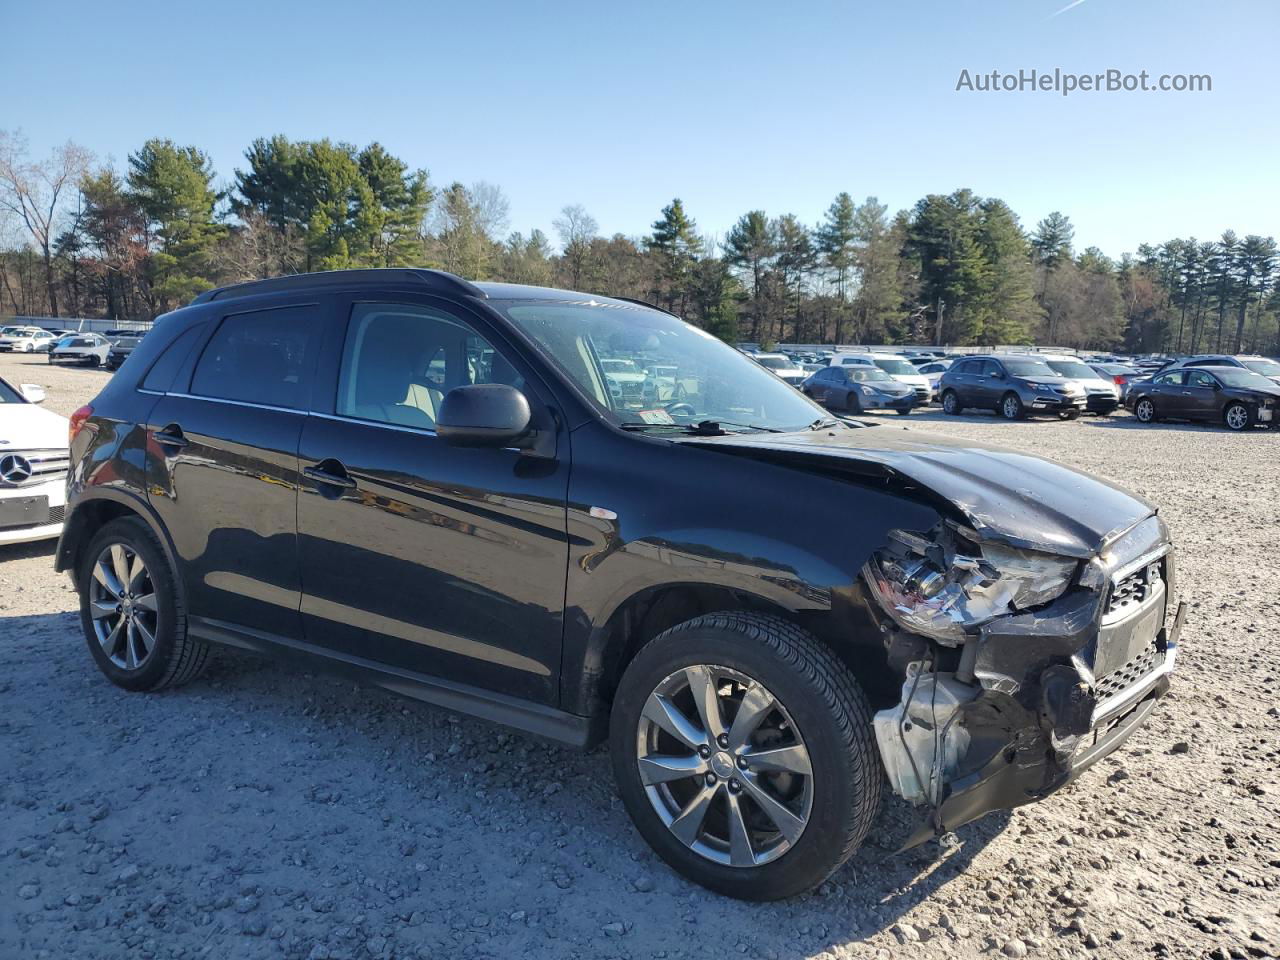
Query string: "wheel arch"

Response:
xmin=56 ymin=490 xmax=182 ymax=595
xmin=565 ymin=577 xmax=896 ymax=726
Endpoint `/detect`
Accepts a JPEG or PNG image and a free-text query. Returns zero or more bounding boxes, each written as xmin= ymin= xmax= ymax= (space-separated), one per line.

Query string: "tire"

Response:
xmin=1059 ymin=409 xmax=1081 ymax=421
xmin=609 ymin=612 xmax=880 ymax=901
xmin=895 ymin=407 xmax=912 ymax=416
xmin=845 ymin=392 xmax=862 ymax=415
xmin=1224 ymin=402 xmax=1252 ymax=432
xmin=77 ymin=516 xmax=209 ymax=692
xmin=1001 ymin=392 xmax=1025 ymax=420
xmin=941 ymin=390 xmax=961 ymax=415
xmin=1134 ymin=398 xmax=1156 ymax=423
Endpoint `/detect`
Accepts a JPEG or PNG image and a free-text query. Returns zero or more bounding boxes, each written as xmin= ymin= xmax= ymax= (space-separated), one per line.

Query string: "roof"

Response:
xmin=191 ymin=269 xmax=664 ymax=312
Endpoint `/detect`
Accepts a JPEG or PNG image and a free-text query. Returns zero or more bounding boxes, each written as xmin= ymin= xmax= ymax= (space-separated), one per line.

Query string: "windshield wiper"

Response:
xmin=807 ymin=417 xmax=843 ymax=430
xmin=618 ymin=419 xmax=783 ymax=435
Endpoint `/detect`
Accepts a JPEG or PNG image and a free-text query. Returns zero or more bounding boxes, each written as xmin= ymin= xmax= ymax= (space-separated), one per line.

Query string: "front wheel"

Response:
xmin=1059 ymin=409 xmax=1081 ymax=421
xmin=1001 ymin=392 xmax=1025 ymax=420
xmin=941 ymin=390 xmax=961 ymax=415
xmin=845 ymin=392 xmax=862 ymax=415
xmin=78 ymin=517 xmax=209 ymax=691
xmin=1224 ymin=402 xmax=1252 ymax=431
xmin=895 ymin=407 xmax=913 ymax=416
xmin=1134 ymin=398 xmax=1156 ymax=423
xmin=609 ymin=613 xmax=880 ymax=901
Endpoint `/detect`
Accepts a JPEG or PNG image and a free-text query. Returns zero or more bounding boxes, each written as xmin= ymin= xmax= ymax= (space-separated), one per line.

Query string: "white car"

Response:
xmin=0 ymin=326 xmax=57 ymax=353
xmin=829 ymin=353 xmax=932 ymax=404
xmin=0 ymin=376 xmax=70 ymax=546
xmin=48 ymin=333 xmax=111 ymax=367
xmin=752 ymin=352 xmax=808 ymax=387
xmin=916 ymin=359 xmax=953 ymax=399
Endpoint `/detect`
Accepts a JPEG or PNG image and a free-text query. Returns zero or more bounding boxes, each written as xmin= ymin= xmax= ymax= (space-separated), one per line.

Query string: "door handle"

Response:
xmin=304 ymin=463 xmax=357 ymax=490
xmin=153 ymin=424 xmax=189 ymax=449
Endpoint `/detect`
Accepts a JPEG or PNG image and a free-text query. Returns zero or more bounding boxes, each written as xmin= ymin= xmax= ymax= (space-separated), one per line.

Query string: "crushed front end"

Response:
xmin=862 ymin=514 xmax=1184 ymax=847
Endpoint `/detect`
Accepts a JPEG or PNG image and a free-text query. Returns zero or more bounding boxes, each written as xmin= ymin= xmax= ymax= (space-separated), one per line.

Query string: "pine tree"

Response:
xmin=646 ymin=199 xmax=701 ymax=315
xmin=126 ymin=139 xmax=223 ymax=312
xmin=815 ymin=193 xmax=856 ymax=342
xmin=724 ymin=210 xmax=776 ymax=341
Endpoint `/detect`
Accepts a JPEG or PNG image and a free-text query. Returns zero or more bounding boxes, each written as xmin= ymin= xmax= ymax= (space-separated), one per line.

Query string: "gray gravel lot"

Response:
xmin=2 ymin=351 xmax=1278 ymax=960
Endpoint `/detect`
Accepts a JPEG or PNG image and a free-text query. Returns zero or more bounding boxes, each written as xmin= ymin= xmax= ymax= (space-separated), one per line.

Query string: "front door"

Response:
xmin=1182 ymin=369 xmax=1220 ymax=419
xmin=296 ymin=297 xmax=570 ymax=705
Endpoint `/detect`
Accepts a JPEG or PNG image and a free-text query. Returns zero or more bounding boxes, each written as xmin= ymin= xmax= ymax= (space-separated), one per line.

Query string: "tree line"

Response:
xmin=1 ymin=130 xmax=1276 ymax=354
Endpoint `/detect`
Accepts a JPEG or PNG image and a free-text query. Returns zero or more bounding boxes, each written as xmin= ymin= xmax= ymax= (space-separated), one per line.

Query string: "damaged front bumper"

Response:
xmin=870 ymin=519 xmax=1186 ymax=849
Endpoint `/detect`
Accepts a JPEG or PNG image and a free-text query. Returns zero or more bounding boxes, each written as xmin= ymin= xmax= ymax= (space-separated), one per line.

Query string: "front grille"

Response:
xmin=0 ymin=449 xmax=70 ymax=487
xmin=1106 ymin=560 xmax=1162 ymax=619
xmin=913 ymin=386 xmax=929 ymax=401
xmin=1095 ymin=641 xmax=1160 ymax=700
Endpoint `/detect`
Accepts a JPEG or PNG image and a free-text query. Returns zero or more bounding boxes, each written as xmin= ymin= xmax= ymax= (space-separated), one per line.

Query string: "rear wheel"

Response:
xmin=1001 ymin=392 xmax=1025 ymax=420
xmin=78 ymin=517 xmax=209 ymax=691
xmin=610 ymin=612 xmax=880 ymax=901
xmin=1134 ymin=398 xmax=1156 ymax=423
xmin=941 ymin=390 xmax=960 ymax=415
xmin=1224 ymin=402 xmax=1252 ymax=431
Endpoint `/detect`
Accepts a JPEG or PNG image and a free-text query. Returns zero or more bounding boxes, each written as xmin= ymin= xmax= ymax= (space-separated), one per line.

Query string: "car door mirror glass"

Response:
xmin=436 ymin=384 xmax=532 ymax=448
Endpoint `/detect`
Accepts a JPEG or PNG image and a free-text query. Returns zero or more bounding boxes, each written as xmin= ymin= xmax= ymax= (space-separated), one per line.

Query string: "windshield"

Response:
xmin=1097 ymin=364 xmax=1137 ymax=375
xmin=1242 ymin=358 xmax=1280 ymax=377
xmin=1003 ymin=358 xmax=1058 ymax=378
xmin=495 ymin=300 xmax=827 ymax=431
xmin=0 ymin=377 xmax=24 ymax=404
xmin=1214 ymin=368 xmax=1276 ymax=389
xmin=1046 ymin=360 xmax=1102 ymax=380
xmin=849 ymin=367 xmax=892 ymax=382
xmin=873 ymin=357 xmax=916 ymax=376
xmin=0 ymin=327 xmax=24 ymax=337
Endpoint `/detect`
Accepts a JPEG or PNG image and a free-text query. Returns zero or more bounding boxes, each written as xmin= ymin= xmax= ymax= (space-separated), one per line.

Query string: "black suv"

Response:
xmin=58 ymin=270 xmax=1185 ymax=900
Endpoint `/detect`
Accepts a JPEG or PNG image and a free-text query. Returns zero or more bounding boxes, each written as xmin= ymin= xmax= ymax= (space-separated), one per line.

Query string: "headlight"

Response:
xmin=859 ymin=385 xmax=875 ymax=396
xmin=1024 ymin=381 xmax=1054 ymax=393
xmin=863 ymin=524 xmax=1078 ymax=645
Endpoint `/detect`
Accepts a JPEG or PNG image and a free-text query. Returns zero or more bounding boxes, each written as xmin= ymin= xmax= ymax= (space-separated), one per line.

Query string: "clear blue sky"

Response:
xmin=10 ymin=0 xmax=1277 ymax=257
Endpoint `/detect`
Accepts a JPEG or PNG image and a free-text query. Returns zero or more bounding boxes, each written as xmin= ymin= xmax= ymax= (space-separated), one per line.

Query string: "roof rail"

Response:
xmin=191 ymin=268 xmax=486 ymax=305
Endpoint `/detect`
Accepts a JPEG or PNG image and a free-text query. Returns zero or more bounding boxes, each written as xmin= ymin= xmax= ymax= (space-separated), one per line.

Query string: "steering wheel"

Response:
xmin=664 ymin=401 xmax=698 ymax=420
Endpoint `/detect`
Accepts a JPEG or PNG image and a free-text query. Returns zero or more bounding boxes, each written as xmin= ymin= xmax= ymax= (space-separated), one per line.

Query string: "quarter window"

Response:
xmin=336 ymin=303 xmax=523 ymax=430
xmin=190 ymin=307 xmax=318 ymax=409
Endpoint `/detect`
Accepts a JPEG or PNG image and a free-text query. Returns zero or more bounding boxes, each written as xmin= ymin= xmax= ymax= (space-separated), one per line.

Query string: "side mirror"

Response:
xmin=436 ymin=384 xmax=532 ymax=448
xmin=19 ymin=383 xmax=45 ymax=404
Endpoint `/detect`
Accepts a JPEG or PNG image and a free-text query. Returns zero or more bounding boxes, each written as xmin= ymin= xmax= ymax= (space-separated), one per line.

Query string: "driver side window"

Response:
xmin=1188 ymin=370 xmax=1216 ymax=388
xmin=337 ymin=303 xmax=523 ymax=431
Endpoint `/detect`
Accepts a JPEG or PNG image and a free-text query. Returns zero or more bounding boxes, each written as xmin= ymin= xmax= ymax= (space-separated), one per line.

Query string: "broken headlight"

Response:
xmin=863 ymin=524 xmax=1078 ymax=645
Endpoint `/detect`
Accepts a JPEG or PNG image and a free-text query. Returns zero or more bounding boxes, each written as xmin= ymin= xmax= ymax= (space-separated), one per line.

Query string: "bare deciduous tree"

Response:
xmin=0 ymin=130 xmax=93 ymax=316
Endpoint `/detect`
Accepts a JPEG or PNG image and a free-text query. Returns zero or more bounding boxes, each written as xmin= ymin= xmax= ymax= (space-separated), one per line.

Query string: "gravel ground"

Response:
xmin=2 ymin=351 xmax=1278 ymax=960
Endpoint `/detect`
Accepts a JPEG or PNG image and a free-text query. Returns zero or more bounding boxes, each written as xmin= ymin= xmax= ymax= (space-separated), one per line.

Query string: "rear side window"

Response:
xmin=141 ymin=324 xmax=206 ymax=393
xmin=1154 ymin=371 xmax=1185 ymax=385
xmin=191 ymin=306 xmax=317 ymax=410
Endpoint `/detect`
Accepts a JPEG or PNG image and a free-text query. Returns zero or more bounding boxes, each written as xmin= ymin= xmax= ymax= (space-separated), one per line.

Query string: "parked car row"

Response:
xmin=0 ymin=374 xmax=69 ymax=547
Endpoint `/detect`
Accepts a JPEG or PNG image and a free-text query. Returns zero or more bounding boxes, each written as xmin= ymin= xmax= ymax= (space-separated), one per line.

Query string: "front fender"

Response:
xmin=558 ymin=422 xmax=940 ymax=715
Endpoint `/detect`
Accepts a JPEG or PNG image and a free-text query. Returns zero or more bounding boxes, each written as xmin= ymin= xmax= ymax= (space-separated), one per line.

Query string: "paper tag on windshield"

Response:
xmin=637 ymin=409 xmax=675 ymax=425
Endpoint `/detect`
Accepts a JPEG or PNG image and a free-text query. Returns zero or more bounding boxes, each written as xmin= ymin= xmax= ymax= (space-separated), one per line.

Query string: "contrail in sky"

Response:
xmin=1052 ymin=0 xmax=1090 ymax=15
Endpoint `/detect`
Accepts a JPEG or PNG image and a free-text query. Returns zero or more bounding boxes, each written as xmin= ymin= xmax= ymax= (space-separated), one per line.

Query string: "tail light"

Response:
xmin=1114 ymin=376 xmax=1128 ymax=385
xmin=69 ymin=404 xmax=93 ymax=444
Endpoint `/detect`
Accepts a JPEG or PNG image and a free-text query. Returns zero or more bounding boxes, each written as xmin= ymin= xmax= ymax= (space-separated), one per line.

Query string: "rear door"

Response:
xmin=294 ymin=295 xmax=570 ymax=705
xmin=1149 ymin=370 xmax=1186 ymax=415
xmin=145 ymin=301 xmax=322 ymax=640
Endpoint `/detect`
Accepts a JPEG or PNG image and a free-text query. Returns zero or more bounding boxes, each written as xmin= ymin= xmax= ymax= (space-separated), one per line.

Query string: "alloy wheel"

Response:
xmin=635 ymin=664 xmax=813 ymax=868
xmin=1136 ymin=399 xmax=1154 ymax=422
xmin=1225 ymin=404 xmax=1248 ymax=430
xmin=88 ymin=542 xmax=159 ymax=670
xmin=1003 ymin=395 xmax=1020 ymax=419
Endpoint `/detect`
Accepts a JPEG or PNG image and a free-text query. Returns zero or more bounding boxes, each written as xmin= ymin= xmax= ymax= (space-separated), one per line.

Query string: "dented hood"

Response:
xmin=683 ymin=427 xmax=1156 ymax=559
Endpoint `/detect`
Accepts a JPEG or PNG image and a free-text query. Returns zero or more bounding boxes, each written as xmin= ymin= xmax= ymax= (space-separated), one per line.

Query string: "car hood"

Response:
xmin=1225 ymin=384 xmax=1280 ymax=400
xmin=682 ymin=427 xmax=1156 ymax=559
xmin=0 ymin=402 xmax=69 ymax=448
xmin=868 ymin=381 xmax=914 ymax=395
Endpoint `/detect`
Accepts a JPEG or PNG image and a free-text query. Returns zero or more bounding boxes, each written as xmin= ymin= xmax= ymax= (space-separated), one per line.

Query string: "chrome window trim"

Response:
xmin=163 ymin=392 xmax=307 ymax=416
xmin=310 ymin=411 xmax=438 ymax=437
